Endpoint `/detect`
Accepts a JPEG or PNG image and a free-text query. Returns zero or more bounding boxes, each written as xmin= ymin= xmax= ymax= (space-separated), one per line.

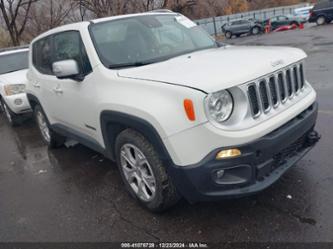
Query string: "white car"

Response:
xmin=26 ymin=11 xmax=320 ymax=212
xmin=0 ymin=47 xmax=31 ymax=126
xmin=294 ymin=6 xmax=314 ymax=21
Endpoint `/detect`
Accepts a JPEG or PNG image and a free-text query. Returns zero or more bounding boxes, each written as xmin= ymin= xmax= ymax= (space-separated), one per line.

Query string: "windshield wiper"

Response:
xmin=108 ymin=61 xmax=155 ymax=69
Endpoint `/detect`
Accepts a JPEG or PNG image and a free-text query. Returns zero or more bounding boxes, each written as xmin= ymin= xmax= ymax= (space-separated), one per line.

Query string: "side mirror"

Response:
xmin=52 ymin=60 xmax=84 ymax=81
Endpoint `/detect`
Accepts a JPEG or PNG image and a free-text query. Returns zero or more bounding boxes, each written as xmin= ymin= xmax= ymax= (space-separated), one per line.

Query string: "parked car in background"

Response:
xmin=309 ymin=0 xmax=333 ymax=25
xmin=0 ymin=47 xmax=31 ymax=126
xmin=222 ymin=19 xmax=263 ymax=39
xmin=293 ymin=6 xmax=314 ymax=21
xmin=264 ymin=15 xmax=306 ymax=31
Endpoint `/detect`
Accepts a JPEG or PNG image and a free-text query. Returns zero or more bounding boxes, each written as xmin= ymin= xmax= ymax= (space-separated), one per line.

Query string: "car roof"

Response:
xmin=0 ymin=46 xmax=29 ymax=56
xmin=90 ymin=11 xmax=177 ymax=24
xmin=229 ymin=19 xmax=249 ymax=23
xmin=294 ymin=6 xmax=313 ymax=11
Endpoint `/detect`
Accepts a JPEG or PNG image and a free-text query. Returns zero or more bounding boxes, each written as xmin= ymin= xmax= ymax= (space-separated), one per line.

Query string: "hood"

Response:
xmin=0 ymin=69 xmax=28 ymax=85
xmin=118 ymin=46 xmax=307 ymax=93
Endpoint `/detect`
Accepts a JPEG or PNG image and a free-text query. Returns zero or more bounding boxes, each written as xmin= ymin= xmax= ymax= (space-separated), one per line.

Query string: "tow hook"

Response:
xmin=306 ymin=131 xmax=321 ymax=146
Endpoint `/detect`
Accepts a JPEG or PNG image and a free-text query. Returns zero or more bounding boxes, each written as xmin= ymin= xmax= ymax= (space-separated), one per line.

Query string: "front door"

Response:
xmin=49 ymin=31 xmax=98 ymax=139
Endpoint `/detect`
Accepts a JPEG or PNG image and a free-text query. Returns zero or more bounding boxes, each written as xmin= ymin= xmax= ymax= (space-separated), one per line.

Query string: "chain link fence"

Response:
xmin=195 ymin=3 xmax=311 ymax=36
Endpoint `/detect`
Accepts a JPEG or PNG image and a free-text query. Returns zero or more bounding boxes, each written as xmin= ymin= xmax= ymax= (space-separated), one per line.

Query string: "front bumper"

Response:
xmin=308 ymin=16 xmax=318 ymax=23
xmin=3 ymin=93 xmax=32 ymax=115
xmin=168 ymin=103 xmax=320 ymax=202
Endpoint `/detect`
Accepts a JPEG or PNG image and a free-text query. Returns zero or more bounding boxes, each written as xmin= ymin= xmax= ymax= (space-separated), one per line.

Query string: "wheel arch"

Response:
xmin=100 ymin=111 xmax=173 ymax=166
xmin=26 ymin=93 xmax=40 ymax=111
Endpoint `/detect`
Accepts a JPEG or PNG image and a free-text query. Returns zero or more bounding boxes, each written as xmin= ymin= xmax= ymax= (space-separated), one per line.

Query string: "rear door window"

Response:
xmin=33 ymin=36 xmax=53 ymax=75
xmin=315 ymin=1 xmax=331 ymax=9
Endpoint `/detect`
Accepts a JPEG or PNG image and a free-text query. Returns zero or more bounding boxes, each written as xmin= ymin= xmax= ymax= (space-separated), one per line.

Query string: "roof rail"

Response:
xmin=0 ymin=45 xmax=29 ymax=53
xmin=149 ymin=9 xmax=174 ymax=13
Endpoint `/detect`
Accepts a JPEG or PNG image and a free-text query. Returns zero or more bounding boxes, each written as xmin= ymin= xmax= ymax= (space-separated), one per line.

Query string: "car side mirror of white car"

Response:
xmin=52 ymin=60 xmax=84 ymax=82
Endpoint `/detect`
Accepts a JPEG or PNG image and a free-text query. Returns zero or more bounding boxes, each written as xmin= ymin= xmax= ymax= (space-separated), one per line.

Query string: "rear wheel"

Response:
xmin=34 ymin=105 xmax=65 ymax=148
xmin=316 ymin=16 xmax=327 ymax=25
xmin=225 ymin=31 xmax=232 ymax=39
xmin=115 ymin=129 xmax=180 ymax=212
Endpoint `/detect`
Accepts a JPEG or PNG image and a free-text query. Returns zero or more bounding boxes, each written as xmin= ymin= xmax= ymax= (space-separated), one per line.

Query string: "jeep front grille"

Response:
xmin=247 ymin=62 xmax=306 ymax=118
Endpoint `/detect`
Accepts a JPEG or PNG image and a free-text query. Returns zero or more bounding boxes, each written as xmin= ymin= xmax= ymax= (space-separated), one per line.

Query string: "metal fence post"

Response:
xmin=212 ymin=17 xmax=218 ymax=36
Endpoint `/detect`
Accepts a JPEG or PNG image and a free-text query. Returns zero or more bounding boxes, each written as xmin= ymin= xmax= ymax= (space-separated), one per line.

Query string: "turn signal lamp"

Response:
xmin=184 ymin=99 xmax=196 ymax=121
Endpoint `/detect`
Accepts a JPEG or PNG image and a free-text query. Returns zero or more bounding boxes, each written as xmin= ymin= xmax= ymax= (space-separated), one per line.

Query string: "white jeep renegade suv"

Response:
xmin=0 ymin=47 xmax=31 ymax=126
xmin=26 ymin=12 xmax=320 ymax=212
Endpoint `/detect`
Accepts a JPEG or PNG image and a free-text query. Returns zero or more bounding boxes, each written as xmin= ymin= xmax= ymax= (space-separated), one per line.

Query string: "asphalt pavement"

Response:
xmin=0 ymin=24 xmax=333 ymax=243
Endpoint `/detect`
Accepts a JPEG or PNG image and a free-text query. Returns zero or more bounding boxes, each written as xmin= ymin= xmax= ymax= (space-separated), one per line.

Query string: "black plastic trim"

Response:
xmin=52 ymin=123 xmax=105 ymax=155
xmin=100 ymin=111 xmax=173 ymax=163
xmin=168 ymin=102 xmax=319 ymax=202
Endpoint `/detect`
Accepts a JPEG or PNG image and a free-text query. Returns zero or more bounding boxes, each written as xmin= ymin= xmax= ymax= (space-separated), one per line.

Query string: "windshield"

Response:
xmin=0 ymin=51 xmax=29 ymax=74
xmin=90 ymin=14 xmax=217 ymax=69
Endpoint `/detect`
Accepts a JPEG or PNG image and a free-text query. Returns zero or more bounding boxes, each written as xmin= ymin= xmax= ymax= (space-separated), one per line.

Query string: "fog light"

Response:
xmin=216 ymin=169 xmax=225 ymax=179
xmin=14 ymin=98 xmax=23 ymax=105
xmin=216 ymin=149 xmax=241 ymax=160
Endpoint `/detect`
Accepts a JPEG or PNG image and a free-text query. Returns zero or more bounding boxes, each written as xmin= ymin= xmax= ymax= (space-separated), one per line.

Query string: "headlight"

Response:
xmin=205 ymin=90 xmax=233 ymax=123
xmin=4 ymin=84 xmax=26 ymax=96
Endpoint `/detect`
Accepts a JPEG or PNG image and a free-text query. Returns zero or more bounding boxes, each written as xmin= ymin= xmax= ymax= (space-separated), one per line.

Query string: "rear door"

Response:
xmin=31 ymin=36 xmax=60 ymax=123
xmin=233 ymin=21 xmax=245 ymax=34
xmin=239 ymin=20 xmax=251 ymax=33
xmin=328 ymin=0 xmax=333 ymax=19
xmin=278 ymin=16 xmax=290 ymax=26
xmin=315 ymin=0 xmax=333 ymax=18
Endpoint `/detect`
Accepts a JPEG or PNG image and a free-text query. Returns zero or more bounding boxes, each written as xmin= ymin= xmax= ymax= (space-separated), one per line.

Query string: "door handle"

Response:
xmin=32 ymin=82 xmax=40 ymax=88
xmin=53 ymin=86 xmax=63 ymax=94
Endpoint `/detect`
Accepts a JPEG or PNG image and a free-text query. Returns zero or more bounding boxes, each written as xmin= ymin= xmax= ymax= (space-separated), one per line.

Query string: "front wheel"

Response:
xmin=34 ymin=105 xmax=65 ymax=148
xmin=316 ymin=16 xmax=327 ymax=25
xmin=251 ymin=26 xmax=260 ymax=35
xmin=115 ymin=129 xmax=180 ymax=212
xmin=0 ymin=99 xmax=20 ymax=126
xmin=225 ymin=31 xmax=232 ymax=39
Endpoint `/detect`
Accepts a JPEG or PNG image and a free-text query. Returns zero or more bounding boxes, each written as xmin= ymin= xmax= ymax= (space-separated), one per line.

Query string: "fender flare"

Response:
xmin=26 ymin=93 xmax=41 ymax=109
xmin=100 ymin=111 xmax=173 ymax=166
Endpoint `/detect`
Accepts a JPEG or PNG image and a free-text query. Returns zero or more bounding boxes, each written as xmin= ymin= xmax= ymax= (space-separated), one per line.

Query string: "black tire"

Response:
xmin=316 ymin=16 xmax=327 ymax=26
xmin=115 ymin=129 xmax=181 ymax=212
xmin=251 ymin=26 xmax=261 ymax=35
xmin=34 ymin=105 xmax=65 ymax=148
xmin=0 ymin=98 xmax=3 ymax=113
xmin=225 ymin=31 xmax=232 ymax=39
xmin=290 ymin=21 xmax=299 ymax=27
xmin=0 ymin=98 xmax=20 ymax=126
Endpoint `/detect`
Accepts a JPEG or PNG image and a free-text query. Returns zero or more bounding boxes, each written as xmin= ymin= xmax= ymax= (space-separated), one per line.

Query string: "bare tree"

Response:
xmin=74 ymin=0 xmax=168 ymax=17
xmin=22 ymin=0 xmax=80 ymax=41
xmin=0 ymin=0 xmax=39 ymax=46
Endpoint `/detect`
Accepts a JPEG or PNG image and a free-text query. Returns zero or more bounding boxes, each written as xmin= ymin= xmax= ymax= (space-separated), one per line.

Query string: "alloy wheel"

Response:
xmin=120 ymin=144 xmax=157 ymax=202
xmin=36 ymin=110 xmax=51 ymax=143
xmin=252 ymin=27 xmax=259 ymax=35
xmin=225 ymin=32 xmax=232 ymax=39
xmin=317 ymin=16 xmax=326 ymax=25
